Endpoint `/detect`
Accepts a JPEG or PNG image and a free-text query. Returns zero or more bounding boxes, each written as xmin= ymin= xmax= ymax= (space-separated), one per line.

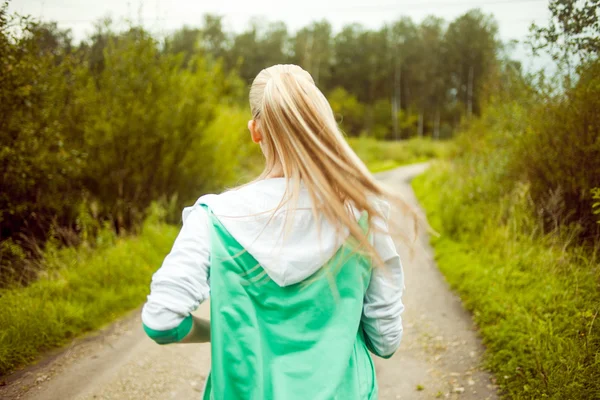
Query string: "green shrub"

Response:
xmin=76 ymin=31 xmax=235 ymax=232
xmin=196 ymin=106 xmax=263 ymax=193
xmin=0 ymin=13 xmax=85 ymax=279
xmin=328 ymin=86 xmax=366 ymax=136
xmin=510 ymin=61 xmax=600 ymax=243
xmin=0 ymin=9 xmax=247 ymax=285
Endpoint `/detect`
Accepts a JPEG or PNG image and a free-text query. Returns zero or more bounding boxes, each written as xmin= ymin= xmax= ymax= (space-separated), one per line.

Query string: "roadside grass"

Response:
xmin=347 ymin=136 xmax=453 ymax=172
xmin=412 ymin=162 xmax=600 ymax=399
xmin=0 ymin=216 xmax=177 ymax=376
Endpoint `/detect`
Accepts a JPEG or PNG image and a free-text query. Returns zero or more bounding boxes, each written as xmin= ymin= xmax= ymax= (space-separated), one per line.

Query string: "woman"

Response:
xmin=141 ymin=64 xmax=407 ymax=399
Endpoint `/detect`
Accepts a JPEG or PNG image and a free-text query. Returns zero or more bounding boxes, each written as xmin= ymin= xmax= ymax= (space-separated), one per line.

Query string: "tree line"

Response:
xmin=184 ymin=10 xmax=500 ymax=139
xmin=41 ymin=9 xmax=501 ymax=139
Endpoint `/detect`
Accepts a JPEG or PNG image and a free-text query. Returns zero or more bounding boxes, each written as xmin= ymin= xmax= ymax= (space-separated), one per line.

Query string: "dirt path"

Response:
xmin=1 ymin=164 xmax=497 ymax=400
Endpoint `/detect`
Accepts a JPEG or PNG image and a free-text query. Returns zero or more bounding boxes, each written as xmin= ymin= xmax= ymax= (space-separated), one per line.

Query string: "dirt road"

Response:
xmin=2 ymin=164 xmax=497 ymax=400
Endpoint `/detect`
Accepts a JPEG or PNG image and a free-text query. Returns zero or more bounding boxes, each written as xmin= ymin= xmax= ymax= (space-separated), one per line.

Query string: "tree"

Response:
xmin=531 ymin=0 xmax=600 ymax=61
xmin=164 ymin=25 xmax=202 ymax=66
xmin=331 ymin=24 xmax=391 ymax=135
xmin=413 ymin=17 xmax=447 ymax=138
xmin=445 ymin=10 xmax=500 ymax=119
xmin=330 ymin=24 xmax=368 ymax=101
xmin=0 ymin=5 xmax=84 ymax=281
xmin=200 ymin=14 xmax=228 ymax=62
xmin=290 ymin=21 xmax=333 ymax=88
xmin=228 ymin=19 xmax=289 ymax=84
xmin=388 ymin=17 xmax=419 ymax=139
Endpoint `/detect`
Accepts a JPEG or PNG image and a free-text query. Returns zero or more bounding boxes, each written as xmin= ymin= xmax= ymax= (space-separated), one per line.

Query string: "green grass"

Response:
xmin=0 ymin=219 xmax=177 ymax=376
xmin=347 ymin=136 xmax=453 ymax=172
xmin=412 ymin=163 xmax=600 ymax=399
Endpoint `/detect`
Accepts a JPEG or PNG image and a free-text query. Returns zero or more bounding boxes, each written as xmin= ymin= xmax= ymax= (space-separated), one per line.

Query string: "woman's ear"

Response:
xmin=248 ymin=120 xmax=262 ymax=144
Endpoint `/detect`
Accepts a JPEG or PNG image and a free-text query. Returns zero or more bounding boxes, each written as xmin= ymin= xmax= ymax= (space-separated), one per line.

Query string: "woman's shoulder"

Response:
xmin=183 ymin=179 xmax=290 ymax=221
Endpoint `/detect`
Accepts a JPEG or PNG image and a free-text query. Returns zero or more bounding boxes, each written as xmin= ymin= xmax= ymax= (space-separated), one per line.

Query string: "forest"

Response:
xmin=1 ymin=0 xmax=599 ymax=397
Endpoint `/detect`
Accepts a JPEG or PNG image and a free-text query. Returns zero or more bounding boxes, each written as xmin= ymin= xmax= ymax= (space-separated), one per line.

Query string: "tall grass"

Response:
xmin=0 ymin=212 xmax=177 ymax=376
xmin=413 ymin=163 xmax=600 ymax=399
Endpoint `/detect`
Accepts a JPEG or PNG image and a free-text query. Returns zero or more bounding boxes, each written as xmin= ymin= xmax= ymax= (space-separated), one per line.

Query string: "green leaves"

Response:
xmin=530 ymin=0 xmax=600 ymax=61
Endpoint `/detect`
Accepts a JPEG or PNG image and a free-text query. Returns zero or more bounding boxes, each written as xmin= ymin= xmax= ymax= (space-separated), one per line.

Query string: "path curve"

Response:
xmin=1 ymin=164 xmax=497 ymax=400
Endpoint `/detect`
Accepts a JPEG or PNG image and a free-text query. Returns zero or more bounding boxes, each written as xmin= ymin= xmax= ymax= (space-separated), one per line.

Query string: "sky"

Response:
xmin=10 ymin=0 xmax=553 ymax=71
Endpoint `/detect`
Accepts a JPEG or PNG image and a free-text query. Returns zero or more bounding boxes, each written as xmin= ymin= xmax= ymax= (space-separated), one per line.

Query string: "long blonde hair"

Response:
xmin=249 ymin=64 xmax=415 ymax=266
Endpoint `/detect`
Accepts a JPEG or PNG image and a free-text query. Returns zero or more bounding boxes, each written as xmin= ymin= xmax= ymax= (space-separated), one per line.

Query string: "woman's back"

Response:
xmin=202 ymin=198 xmax=376 ymax=399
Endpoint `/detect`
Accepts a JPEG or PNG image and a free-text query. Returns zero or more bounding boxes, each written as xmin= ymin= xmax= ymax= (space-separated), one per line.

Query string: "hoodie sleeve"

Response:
xmin=361 ymin=201 xmax=405 ymax=358
xmin=141 ymin=205 xmax=211 ymax=344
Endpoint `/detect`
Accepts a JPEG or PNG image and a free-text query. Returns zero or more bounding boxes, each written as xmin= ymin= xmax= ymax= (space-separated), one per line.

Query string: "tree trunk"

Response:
xmin=392 ymin=66 xmax=401 ymax=140
xmin=418 ymin=112 xmax=424 ymax=138
xmin=314 ymin=56 xmax=321 ymax=85
xmin=467 ymin=65 xmax=474 ymax=119
xmin=304 ymin=32 xmax=314 ymax=72
xmin=434 ymin=109 xmax=440 ymax=139
xmin=391 ymin=97 xmax=398 ymax=141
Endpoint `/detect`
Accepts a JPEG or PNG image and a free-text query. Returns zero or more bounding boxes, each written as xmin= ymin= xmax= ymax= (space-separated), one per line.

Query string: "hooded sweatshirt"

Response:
xmin=141 ymin=178 xmax=405 ymax=358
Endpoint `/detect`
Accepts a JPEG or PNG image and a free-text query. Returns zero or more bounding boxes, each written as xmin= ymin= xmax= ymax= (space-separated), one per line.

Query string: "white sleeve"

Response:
xmin=361 ymin=202 xmax=405 ymax=358
xmin=141 ymin=205 xmax=211 ymax=331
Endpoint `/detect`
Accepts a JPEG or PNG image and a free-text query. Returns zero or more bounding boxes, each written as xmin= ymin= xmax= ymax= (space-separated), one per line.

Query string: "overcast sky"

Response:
xmin=10 ymin=0 xmax=553 ymax=71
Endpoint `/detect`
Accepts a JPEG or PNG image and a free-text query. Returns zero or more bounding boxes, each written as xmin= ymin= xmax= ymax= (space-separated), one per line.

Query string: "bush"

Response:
xmin=0 ymin=9 xmax=248 ymax=285
xmin=0 ymin=13 xmax=85 ymax=283
xmin=328 ymin=86 xmax=365 ymax=136
xmin=196 ymin=106 xmax=263 ymax=194
xmin=511 ymin=61 xmax=600 ymax=242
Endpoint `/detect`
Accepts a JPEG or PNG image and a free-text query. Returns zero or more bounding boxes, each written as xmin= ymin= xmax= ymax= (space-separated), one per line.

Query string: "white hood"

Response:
xmin=190 ymin=178 xmax=356 ymax=287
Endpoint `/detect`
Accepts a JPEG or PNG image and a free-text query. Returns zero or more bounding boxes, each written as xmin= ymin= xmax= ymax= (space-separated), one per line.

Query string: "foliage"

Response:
xmin=78 ymin=31 xmax=234 ymax=231
xmin=0 ymin=9 xmax=85 ymax=283
xmin=413 ymin=164 xmax=600 ymax=399
xmin=445 ymin=10 xmax=499 ymax=118
xmin=411 ymin=45 xmax=600 ymax=397
xmin=510 ymin=60 xmax=600 ymax=242
xmin=0 ymin=209 xmax=178 ymax=376
xmin=0 ymin=7 xmax=247 ymax=285
xmin=531 ymin=0 xmax=600 ymax=60
xmin=328 ymin=87 xmax=365 ymax=136
xmin=455 ymin=56 xmax=600 ymax=244
xmin=197 ymin=106 xmax=263 ymax=192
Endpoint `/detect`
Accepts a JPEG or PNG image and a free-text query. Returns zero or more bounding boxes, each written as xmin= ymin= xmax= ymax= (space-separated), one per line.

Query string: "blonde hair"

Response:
xmin=249 ymin=64 xmax=415 ymax=266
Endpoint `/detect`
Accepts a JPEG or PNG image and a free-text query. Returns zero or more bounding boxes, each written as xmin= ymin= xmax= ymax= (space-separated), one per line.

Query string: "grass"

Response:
xmin=0 ymin=217 xmax=177 ymax=376
xmin=347 ymin=136 xmax=453 ymax=172
xmin=412 ymin=162 xmax=600 ymax=399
